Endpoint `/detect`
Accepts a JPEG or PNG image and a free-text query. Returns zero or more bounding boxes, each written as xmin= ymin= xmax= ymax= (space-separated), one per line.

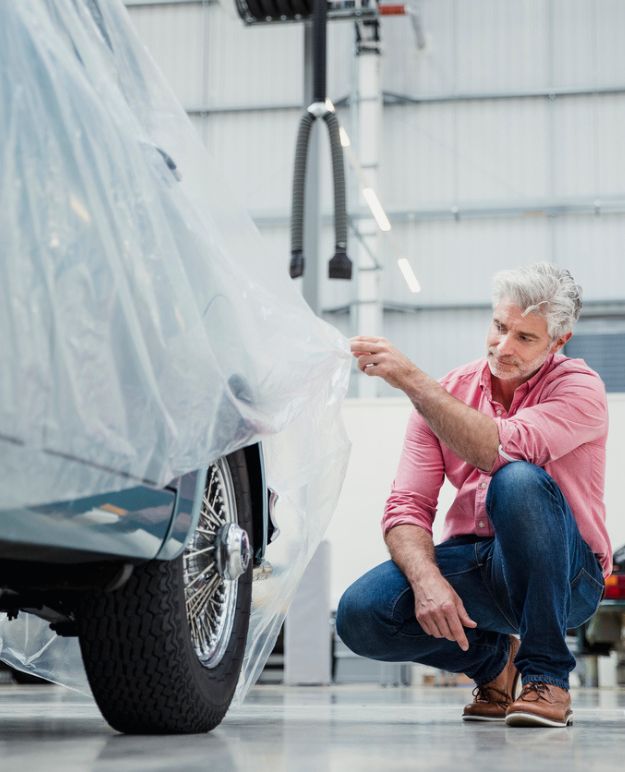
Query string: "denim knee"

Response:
xmin=489 ymin=460 xmax=545 ymax=495
xmin=487 ymin=462 xmax=547 ymax=515
xmin=486 ymin=461 xmax=565 ymax=539
xmin=336 ymin=587 xmax=367 ymax=656
xmin=336 ymin=583 xmax=387 ymax=658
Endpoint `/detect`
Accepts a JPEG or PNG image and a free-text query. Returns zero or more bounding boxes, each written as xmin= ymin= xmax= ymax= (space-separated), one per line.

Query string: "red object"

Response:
xmin=379 ymin=4 xmax=406 ymax=15
xmin=604 ymin=573 xmax=625 ymax=600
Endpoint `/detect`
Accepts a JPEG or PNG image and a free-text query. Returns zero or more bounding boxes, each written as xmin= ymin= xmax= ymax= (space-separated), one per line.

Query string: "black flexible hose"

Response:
xmin=324 ymin=111 xmax=352 ymax=279
xmin=289 ymin=110 xmax=315 ymax=277
xmin=323 ymin=111 xmax=347 ymax=253
xmin=312 ymin=0 xmax=326 ymax=102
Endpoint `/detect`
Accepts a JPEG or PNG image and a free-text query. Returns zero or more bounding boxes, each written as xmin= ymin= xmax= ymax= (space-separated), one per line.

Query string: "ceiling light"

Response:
xmin=397 ymin=258 xmax=421 ymax=293
xmin=363 ymin=187 xmax=391 ymax=231
xmin=339 ymin=127 xmax=351 ymax=147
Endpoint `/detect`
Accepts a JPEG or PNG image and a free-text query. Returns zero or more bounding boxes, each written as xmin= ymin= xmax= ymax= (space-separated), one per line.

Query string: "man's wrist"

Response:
xmin=407 ymin=560 xmax=440 ymax=587
xmin=401 ymin=368 xmax=437 ymax=409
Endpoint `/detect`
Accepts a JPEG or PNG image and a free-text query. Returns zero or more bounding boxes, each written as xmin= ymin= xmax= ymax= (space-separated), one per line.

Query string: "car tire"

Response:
xmin=76 ymin=450 xmax=253 ymax=734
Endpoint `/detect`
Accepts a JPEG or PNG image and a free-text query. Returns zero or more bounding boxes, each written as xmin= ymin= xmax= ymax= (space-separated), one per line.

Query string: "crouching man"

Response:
xmin=337 ymin=263 xmax=610 ymax=727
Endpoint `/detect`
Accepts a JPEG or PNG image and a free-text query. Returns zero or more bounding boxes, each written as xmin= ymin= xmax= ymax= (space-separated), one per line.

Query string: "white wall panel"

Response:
xmin=327 ymin=21 xmax=354 ymax=101
xmin=381 ymin=99 xmax=550 ymax=207
xmin=595 ymin=95 xmax=625 ymax=193
xmin=550 ymin=0 xmax=596 ymax=87
xmin=551 ymin=96 xmax=597 ymax=197
xmin=383 ymin=0 xmax=548 ymax=96
xmin=380 ymin=218 xmax=551 ymax=306
xmin=553 ymin=215 xmax=625 ymax=301
xmin=455 ymin=99 xmax=549 ymax=201
xmin=548 ymin=93 xmax=625 ymax=198
xmin=594 ymin=0 xmax=625 ymax=86
xmin=192 ymin=109 xmax=299 ymax=209
xmin=203 ymin=7 xmax=302 ymax=107
xmin=381 ymin=3 xmax=456 ymax=96
xmin=380 ymin=103 xmax=456 ymax=208
xmin=454 ymin=0 xmax=547 ymax=93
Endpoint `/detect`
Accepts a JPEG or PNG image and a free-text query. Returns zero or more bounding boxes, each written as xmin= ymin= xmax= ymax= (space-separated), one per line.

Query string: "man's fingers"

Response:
xmin=350 ymin=337 xmax=387 ymax=355
xmin=350 ymin=336 xmax=384 ymax=345
xmin=354 ymin=355 xmax=381 ymax=375
xmin=417 ymin=613 xmax=443 ymax=639
xmin=432 ymin=614 xmax=456 ymax=644
xmin=432 ymin=608 xmax=468 ymax=650
xmin=446 ymin=613 xmax=470 ymax=652
xmin=456 ymin=601 xmax=478 ymax=629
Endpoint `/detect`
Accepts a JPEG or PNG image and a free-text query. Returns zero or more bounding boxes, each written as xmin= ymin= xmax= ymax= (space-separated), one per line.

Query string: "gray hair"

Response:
xmin=492 ymin=263 xmax=582 ymax=339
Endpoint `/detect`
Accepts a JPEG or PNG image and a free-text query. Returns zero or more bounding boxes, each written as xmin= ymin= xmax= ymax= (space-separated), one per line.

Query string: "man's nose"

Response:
xmin=497 ymin=334 xmax=514 ymax=355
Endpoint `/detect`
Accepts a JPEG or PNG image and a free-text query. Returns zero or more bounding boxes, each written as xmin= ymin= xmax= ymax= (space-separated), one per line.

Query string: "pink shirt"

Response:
xmin=383 ymin=354 xmax=612 ymax=577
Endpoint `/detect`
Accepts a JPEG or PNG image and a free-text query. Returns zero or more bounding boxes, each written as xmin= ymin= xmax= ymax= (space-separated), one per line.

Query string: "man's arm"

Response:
xmin=351 ymin=337 xmax=499 ymax=470
xmin=385 ymin=525 xmax=477 ymax=651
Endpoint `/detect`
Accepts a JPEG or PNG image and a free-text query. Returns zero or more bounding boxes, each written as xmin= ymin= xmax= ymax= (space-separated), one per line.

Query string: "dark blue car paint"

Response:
xmin=0 ymin=444 xmax=266 ymax=565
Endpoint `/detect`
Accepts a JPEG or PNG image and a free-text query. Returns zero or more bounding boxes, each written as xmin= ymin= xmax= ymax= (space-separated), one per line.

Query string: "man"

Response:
xmin=336 ymin=263 xmax=610 ymax=728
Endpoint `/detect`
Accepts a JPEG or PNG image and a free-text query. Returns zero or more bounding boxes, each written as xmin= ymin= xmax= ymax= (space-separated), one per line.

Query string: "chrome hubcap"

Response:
xmin=215 ymin=523 xmax=251 ymax=581
xmin=183 ymin=458 xmax=245 ymax=669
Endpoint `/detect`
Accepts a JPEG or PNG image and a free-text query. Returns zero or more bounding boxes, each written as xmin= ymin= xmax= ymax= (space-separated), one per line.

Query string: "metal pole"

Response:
xmin=302 ymin=21 xmax=322 ymax=315
xmin=351 ymin=20 xmax=383 ymax=397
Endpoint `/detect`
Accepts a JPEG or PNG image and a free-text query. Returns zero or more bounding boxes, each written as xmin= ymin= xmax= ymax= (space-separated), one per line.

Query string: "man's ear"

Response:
xmin=551 ymin=331 xmax=573 ymax=353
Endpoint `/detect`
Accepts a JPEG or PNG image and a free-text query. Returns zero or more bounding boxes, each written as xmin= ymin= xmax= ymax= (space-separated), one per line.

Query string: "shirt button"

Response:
xmin=479 ymin=482 xmax=487 ymax=489
xmin=496 ymin=409 xmax=503 ymax=415
xmin=478 ymin=521 xmax=485 ymax=528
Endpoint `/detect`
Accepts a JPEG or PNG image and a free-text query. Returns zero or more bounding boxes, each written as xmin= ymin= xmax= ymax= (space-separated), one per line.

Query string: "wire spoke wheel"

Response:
xmin=76 ymin=450 xmax=254 ymax=734
xmin=183 ymin=458 xmax=244 ymax=668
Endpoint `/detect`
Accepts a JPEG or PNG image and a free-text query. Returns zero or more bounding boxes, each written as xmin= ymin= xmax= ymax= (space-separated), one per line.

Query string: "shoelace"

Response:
xmin=471 ymin=684 xmax=511 ymax=707
xmin=518 ymin=682 xmax=551 ymax=703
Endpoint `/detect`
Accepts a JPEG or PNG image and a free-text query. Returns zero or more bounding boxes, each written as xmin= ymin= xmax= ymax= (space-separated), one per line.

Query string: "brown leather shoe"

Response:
xmin=462 ymin=636 xmax=520 ymax=721
xmin=505 ymin=682 xmax=573 ymax=727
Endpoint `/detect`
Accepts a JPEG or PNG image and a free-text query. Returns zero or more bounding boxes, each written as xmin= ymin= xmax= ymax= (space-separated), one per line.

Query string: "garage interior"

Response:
xmin=3 ymin=0 xmax=625 ymax=769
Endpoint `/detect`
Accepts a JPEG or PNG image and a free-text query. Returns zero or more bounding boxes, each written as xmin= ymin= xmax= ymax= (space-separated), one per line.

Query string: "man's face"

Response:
xmin=486 ymin=300 xmax=563 ymax=384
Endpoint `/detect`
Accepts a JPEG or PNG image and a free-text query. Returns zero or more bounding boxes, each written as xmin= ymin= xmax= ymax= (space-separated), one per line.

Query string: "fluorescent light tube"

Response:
xmin=339 ymin=127 xmax=351 ymax=147
xmin=397 ymin=258 xmax=421 ymax=293
xmin=363 ymin=187 xmax=391 ymax=231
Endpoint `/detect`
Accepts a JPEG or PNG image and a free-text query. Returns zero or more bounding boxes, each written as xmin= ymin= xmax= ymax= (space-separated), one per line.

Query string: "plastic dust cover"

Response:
xmin=0 ymin=0 xmax=351 ymax=701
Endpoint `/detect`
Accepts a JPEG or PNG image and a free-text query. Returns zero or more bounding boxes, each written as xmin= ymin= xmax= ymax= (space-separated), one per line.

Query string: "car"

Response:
xmin=0 ymin=0 xmax=349 ymax=735
xmin=0 ymin=446 xmax=274 ymax=734
xmin=574 ymin=543 xmax=625 ymax=676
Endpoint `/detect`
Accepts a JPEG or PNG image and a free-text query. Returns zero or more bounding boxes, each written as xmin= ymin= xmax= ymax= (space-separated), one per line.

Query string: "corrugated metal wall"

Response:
xmin=126 ymin=0 xmax=625 ymax=391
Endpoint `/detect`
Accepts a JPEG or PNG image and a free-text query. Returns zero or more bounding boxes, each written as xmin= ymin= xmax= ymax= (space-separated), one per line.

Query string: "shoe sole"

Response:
xmin=505 ymin=711 xmax=573 ymax=728
xmin=462 ymin=715 xmax=505 ymax=722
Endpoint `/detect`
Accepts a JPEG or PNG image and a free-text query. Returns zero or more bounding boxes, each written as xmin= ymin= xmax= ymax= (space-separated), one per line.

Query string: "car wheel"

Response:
xmin=76 ymin=450 xmax=253 ymax=734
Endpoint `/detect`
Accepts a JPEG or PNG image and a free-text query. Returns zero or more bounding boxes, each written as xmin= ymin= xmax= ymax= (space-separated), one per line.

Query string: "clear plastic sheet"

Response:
xmin=0 ymin=0 xmax=350 ymax=701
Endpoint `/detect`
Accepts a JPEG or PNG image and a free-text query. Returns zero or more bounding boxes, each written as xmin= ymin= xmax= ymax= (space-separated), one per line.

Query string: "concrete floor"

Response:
xmin=0 ymin=684 xmax=623 ymax=771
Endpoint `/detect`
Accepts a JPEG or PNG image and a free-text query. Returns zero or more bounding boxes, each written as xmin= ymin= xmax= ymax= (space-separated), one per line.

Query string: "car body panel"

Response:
xmin=155 ymin=468 xmax=206 ymax=561
xmin=0 ymin=486 xmax=177 ymax=563
xmin=0 ymin=443 xmax=267 ymax=567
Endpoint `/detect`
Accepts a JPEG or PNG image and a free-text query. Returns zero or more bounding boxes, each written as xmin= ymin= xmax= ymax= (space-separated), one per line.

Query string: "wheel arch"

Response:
xmin=157 ymin=443 xmax=268 ymax=564
xmin=242 ymin=442 xmax=268 ymax=564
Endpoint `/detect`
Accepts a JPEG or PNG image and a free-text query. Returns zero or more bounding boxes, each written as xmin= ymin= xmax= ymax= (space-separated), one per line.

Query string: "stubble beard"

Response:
xmin=487 ymin=348 xmax=551 ymax=382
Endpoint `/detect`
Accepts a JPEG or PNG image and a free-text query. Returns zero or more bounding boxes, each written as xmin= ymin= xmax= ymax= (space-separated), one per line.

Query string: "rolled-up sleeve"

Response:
xmin=382 ymin=409 xmax=445 ymax=537
xmin=489 ymin=372 xmax=608 ymax=475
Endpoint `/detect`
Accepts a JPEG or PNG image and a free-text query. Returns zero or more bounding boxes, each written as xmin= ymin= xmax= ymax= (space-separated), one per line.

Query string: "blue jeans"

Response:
xmin=336 ymin=462 xmax=605 ymax=690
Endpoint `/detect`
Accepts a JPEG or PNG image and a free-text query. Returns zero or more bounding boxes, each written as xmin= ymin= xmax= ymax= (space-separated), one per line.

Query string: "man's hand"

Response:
xmin=385 ymin=526 xmax=478 ymax=652
xmin=412 ymin=568 xmax=477 ymax=652
xmin=351 ymin=334 xmax=499 ymax=471
xmin=350 ymin=336 xmax=418 ymax=391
